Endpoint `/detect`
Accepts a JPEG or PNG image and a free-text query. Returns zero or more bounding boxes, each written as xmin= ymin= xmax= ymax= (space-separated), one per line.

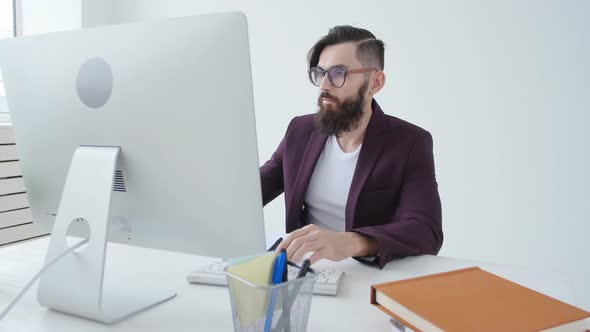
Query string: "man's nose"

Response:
xmin=319 ymin=73 xmax=332 ymax=91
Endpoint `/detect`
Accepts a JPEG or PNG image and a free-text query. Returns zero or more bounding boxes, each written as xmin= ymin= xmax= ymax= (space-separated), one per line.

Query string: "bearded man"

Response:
xmin=261 ymin=25 xmax=443 ymax=268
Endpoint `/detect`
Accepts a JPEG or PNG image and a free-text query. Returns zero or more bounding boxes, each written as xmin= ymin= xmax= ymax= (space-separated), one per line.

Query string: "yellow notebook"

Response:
xmin=227 ymin=252 xmax=275 ymax=326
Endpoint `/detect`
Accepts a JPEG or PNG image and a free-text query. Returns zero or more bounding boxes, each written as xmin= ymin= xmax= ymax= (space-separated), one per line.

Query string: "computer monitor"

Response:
xmin=0 ymin=12 xmax=266 ymax=324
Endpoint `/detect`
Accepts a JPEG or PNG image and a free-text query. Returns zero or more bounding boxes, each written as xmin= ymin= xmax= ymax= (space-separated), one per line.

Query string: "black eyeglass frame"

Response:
xmin=308 ymin=65 xmax=378 ymax=88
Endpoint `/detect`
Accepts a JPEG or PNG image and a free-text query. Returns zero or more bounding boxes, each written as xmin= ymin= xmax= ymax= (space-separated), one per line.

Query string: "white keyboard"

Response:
xmin=187 ymin=261 xmax=344 ymax=296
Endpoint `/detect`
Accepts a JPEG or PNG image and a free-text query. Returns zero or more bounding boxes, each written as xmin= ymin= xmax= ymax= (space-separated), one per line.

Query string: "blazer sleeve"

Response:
xmin=352 ymin=130 xmax=443 ymax=268
xmin=259 ymin=118 xmax=295 ymax=206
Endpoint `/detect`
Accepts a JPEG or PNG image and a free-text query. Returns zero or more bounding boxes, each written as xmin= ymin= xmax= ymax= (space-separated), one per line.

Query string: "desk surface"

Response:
xmin=0 ymin=237 xmax=582 ymax=331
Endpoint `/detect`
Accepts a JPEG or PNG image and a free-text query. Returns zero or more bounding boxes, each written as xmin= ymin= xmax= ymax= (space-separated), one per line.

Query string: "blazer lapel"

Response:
xmin=286 ymin=130 xmax=328 ymax=231
xmin=345 ymin=99 xmax=387 ymax=231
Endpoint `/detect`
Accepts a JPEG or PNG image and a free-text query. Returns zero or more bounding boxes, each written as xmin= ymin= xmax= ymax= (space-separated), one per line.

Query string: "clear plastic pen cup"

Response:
xmin=226 ymin=265 xmax=316 ymax=332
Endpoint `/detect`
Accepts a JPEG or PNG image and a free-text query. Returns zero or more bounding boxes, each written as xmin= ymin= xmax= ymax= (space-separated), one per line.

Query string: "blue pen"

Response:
xmin=264 ymin=249 xmax=286 ymax=332
xmin=272 ymin=250 xmax=287 ymax=284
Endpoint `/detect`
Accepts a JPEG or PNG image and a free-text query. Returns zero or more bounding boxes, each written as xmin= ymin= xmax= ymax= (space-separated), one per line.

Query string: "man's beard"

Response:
xmin=314 ymin=80 xmax=369 ymax=137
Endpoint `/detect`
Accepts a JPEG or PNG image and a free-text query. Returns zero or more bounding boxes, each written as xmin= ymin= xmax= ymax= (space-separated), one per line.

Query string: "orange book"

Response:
xmin=370 ymin=267 xmax=590 ymax=332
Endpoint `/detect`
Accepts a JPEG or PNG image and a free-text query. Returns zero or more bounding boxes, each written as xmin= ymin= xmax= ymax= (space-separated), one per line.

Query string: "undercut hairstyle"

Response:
xmin=307 ymin=25 xmax=385 ymax=70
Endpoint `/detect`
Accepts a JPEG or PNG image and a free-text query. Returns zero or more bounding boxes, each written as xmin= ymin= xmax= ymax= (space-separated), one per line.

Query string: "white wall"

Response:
xmin=81 ymin=0 xmax=115 ymax=28
xmin=20 ymin=0 xmax=590 ymax=313
xmin=109 ymin=0 xmax=590 ymax=311
xmin=21 ymin=0 xmax=81 ymax=35
xmin=20 ymin=0 xmax=117 ymax=33
xmin=2 ymin=1 xmax=82 ymax=123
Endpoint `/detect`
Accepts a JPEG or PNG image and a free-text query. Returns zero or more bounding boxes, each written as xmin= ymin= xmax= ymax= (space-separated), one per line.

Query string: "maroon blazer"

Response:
xmin=260 ymin=99 xmax=443 ymax=268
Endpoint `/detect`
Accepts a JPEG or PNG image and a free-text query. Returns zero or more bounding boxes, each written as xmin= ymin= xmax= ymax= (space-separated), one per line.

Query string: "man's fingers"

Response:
xmin=284 ymin=233 xmax=317 ymax=260
xmin=308 ymin=250 xmax=325 ymax=265
xmin=291 ymin=241 xmax=322 ymax=263
xmin=276 ymin=225 xmax=315 ymax=254
xmin=275 ymin=234 xmax=292 ymax=253
xmin=276 ymin=231 xmax=300 ymax=254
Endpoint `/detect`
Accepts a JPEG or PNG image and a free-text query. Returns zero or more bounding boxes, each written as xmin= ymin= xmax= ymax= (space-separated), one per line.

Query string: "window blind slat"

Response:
xmin=0 ymin=223 xmax=48 ymax=246
xmin=0 ymin=192 xmax=28 ymax=212
xmin=0 ymin=177 xmax=25 ymax=195
xmin=0 ymin=161 xmax=21 ymax=177
xmin=0 ymin=145 xmax=18 ymax=161
xmin=0 ymin=208 xmax=32 ymax=229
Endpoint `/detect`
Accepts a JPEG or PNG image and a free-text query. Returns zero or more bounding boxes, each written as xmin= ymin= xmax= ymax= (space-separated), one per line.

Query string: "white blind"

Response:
xmin=0 ymin=125 xmax=48 ymax=245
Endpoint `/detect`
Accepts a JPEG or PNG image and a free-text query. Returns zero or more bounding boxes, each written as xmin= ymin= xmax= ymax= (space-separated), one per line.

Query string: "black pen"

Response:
xmin=281 ymin=249 xmax=288 ymax=283
xmin=267 ymin=237 xmax=283 ymax=252
xmin=296 ymin=259 xmax=310 ymax=278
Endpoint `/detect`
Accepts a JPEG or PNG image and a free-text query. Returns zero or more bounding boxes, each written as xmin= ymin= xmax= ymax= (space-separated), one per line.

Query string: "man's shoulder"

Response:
xmin=371 ymin=99 xmax=431 ymax=139
xmin=382 ymin=113 xmax=431 ymax=138
xmin=284 ymin=114 xmax=317 ymax=137
xmin=289 ymin=114 xmax=316 ymax=129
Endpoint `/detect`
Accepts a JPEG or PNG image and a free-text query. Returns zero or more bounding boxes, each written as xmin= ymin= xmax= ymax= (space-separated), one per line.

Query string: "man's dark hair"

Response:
xmin=307 ymin=25 xmax=385 ymax=70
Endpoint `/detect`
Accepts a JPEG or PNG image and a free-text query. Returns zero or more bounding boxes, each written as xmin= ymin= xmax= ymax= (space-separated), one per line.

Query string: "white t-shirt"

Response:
xmin=304 ymin=135 xmax=361 ymax=232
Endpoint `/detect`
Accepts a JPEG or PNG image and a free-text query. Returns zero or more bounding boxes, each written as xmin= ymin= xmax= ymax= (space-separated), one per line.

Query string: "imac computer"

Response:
xmin=0 ymin=12 xmax=266 ymax=323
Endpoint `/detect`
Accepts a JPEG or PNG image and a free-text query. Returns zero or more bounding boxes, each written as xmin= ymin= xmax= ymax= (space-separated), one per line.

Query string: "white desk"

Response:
xmin=0 ymin=237 xmax=582 ymax=331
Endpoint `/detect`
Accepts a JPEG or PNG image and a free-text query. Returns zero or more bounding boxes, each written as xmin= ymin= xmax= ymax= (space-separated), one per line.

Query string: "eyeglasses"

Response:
xmin=308 ymin=66 xmax=378 ymax=88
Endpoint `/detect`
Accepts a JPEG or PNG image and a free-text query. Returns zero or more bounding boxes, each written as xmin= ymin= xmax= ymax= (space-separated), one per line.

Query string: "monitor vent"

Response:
xmin=113 ymin=170 xmax=127 ymax=192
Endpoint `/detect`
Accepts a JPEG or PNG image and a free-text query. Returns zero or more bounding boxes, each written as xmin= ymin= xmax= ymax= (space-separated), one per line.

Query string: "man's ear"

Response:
xmin=371 ymin=71 xmax=386 ymax=94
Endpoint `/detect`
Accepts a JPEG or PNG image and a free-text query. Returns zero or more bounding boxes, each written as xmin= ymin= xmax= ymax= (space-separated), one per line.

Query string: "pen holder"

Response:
xmin=226 ymin=265 xmax=316 ymax=332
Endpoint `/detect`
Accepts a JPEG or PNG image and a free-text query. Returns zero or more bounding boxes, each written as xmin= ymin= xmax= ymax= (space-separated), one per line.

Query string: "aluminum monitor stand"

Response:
xmin=36 ymin=146 xmax=176 ymax=324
